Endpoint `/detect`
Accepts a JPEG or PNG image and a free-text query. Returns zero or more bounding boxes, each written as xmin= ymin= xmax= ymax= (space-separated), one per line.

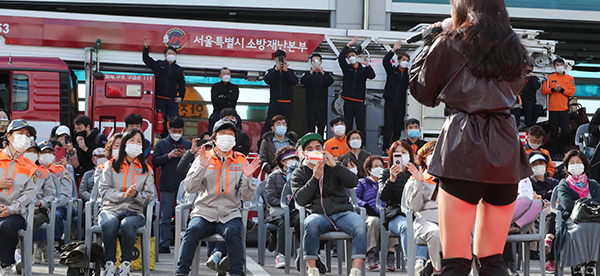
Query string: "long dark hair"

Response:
xmin=112 ymin=129 xmax=148 ymax=174
xmin=448 ymin=0 xmax=527 ymax=81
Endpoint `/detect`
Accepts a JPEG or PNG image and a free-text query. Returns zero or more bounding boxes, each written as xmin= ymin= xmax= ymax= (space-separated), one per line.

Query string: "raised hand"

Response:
xmin=191 ymin=138 xmax=201 ymax=154
xmin=392 ymin=40 xmax=402 ymax=51
xmin=407 ymin=162 xmax=424 ymax=182
xmin=347 ymin=36 xmax=359 ymax=47
xmin=243 ymin=157 xmax=261 ymax=178
xmin=196 ymin=144 xmax=210 ymax=168
xmin=389 ymin=164 xmax=402 ymax=182
xmin=143 ymin=36 xmax=151 ymax=47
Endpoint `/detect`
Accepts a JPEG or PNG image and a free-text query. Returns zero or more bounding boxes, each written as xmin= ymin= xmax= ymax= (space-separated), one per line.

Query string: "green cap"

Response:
xmin=300 ymin=133 xmax=323 ymax=150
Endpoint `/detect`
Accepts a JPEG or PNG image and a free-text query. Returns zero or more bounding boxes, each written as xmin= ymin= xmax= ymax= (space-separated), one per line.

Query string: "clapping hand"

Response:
xmin=243 ymin=157 xmax=261 ymax=178
xmin=196 ymin=144 xmax=210 ymax=168
xmin=0 ymin=177 xmax=13 ymax=189
xmin=0 ymin=205 xmax=8 ymax=218
xmin=407 ymin=162 xmax=424 ymax=182
xmin=124 ymin=183 xmax=137 ymax=198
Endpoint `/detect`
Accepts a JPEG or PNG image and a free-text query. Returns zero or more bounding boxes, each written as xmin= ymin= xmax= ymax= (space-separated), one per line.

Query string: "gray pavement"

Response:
xmin=30 ymin=245 xmax=563 ymax=276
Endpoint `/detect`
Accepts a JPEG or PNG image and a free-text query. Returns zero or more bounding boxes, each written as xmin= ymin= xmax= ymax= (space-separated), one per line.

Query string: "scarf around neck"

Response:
xmin=566 ymin=174 xmax=589 ymax=198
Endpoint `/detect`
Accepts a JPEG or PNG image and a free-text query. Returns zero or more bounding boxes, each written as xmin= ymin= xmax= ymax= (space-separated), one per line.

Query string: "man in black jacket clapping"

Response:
xmin=261 ymin=50 xmax=299 ymax=136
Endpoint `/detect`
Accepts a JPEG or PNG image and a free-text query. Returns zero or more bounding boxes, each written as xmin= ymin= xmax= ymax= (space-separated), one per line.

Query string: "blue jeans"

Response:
xmin=303 ymin=211 xmax=367 ymax=260
xmin=55 ymin=206 xmax=67 ymax=241
xmin=177 ymin=217 xmax=244 ymax=276
xmin=98 ymin=212 xmax=146 ymax=263
xmin=159 ymin=191 xmax=177 ymax=248
xmin=156 ymin=98 xmax=180 ymax=137
xmin=388 ymin=215 xmax=428 ymax=260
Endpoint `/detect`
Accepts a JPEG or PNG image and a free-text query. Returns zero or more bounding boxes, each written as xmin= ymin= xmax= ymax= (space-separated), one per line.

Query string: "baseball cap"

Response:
xmin=7 ymin=119 xmax=37 ymax=137
xmin=56 ymin=125 xmax=70 ymax=136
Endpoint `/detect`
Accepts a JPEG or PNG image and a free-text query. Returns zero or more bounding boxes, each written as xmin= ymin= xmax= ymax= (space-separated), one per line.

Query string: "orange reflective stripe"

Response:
xmin=341 ymin=96 xmax=364 ymax=102
xmin=411 ymin=144 xmax=418 ymax=156
xmin=225 ymin=165 xmax=230 ymax=194
xmin=6 ymin=165 xmax=17 ymax=195
xmin=156 ymin=95 xmax=171 ymax=100
xmin=276 ymin=100 xmax=291 ymax=103
xmin=122 ymin=163 xmax=128 ymax=192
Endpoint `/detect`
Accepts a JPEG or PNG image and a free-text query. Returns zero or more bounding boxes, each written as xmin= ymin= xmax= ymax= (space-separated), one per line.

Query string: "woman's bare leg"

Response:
xmin=473 ymin=200 xmax=516 ymax=258
xmin=438 ymin=188 xmax=478 ymax=259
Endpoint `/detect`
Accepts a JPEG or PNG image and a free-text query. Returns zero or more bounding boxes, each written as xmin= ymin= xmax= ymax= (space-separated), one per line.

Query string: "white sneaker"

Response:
xmin=118 ymin=261 xmax=131 ymax=276
xmin=275 ymin=253 xmax=286 ymax=269
xmin=415 ymin=258 xmax=425 ymax=274
xmin=307 ymin=267 xmax=320 ymax=276
xmin=205 ymin=251 xmax=222 ymax=272
xmin=1 ymin=265 xmax=13 ymax=276
xmin=103 ymin=261 xmax=117 ymax=276
xmin=348 ymin=267 xmax=361 ymax=276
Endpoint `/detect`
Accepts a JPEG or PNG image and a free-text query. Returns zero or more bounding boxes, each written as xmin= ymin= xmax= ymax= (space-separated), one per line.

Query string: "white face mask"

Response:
xmin=166 ymin=54 xmax=176 ymax=63
xmin=555 ymin=66 xmax=565 ymax=74
xmin=568 ymin=163 xmax=585 ymax=176
xmin=349 ymin=139 xmax=362 ymax=149
xmin=11 ymin=134 xmax=30 ymax=153
xmin=333 ymin=125 xmax=346 ymax=136
xmin=170 ymin=133 xmax=182 ymax=142
xmin=39 ymin=153 xmax=54 ymax=166
xmin=348 ymin=56 xmax=357 ymax=64
xmin=286 ymin=159 xmax=298 ymax=168
xmin=532 ymin=165 xmax=546 ymax=177
xmin=400 ymin=61 xmax=410 ymax=69
xmin=371 ymin=167 xmax=383 ymax=178
xmin=112 ymin=149 xmax=119 ymax=160
xmin=305 ymin=150 xmax=323 ymax=165
xmin=349 ymin=167 xmax=358 ymax=175
xmin=221 ymin=75 xmax=231 ymax=83
xmin=96 ymin=157 xmax=108 ymax=165
xmin=426 ymin=155 xmax=433 ymax=167
xmin=125 ymin=143 xmax=143 ymax=158
xmin=23 ymin=152 xmax=38 ymax=163
xmin=401 ymin=154 xmax=411 ymax=167
xmin=528 ymin=142 xmax=541 ymax=150
xmin=215 ymin=135 xmax=236 ymax=152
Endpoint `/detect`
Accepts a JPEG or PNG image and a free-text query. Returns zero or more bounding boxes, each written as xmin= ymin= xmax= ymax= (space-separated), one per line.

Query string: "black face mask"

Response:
xmin=75 ymin=130 xmax=87 ymax=137
xmin=525 ymin=69 xmax=532 ymax=75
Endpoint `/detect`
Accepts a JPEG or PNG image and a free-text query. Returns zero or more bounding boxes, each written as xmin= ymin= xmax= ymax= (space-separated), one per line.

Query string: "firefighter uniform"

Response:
xmin=541 ymin=72 xmax=576 ymax=155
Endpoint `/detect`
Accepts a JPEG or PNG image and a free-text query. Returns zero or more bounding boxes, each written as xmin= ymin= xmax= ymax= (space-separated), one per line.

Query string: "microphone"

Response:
xmin=406 ymin=18 xmax=453 ymax=44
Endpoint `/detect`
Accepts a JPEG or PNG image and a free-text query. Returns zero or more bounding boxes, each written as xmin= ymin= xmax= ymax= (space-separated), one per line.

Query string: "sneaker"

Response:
xmin=508 ymin=225 xmax=522 ymax=234
xmin=572 ymin=265 xmax=583 ymax=276
xmin=275 ymin=253 xmax=286 ymax=269
xmin=295 ymin=248 xmax=301 ymax=272
xmin=1 ymin=265 xmax=13 ymax=276
xmin=584 ymin=262 xmax=595 ymax=276
xmin=507 ymin=265 xmax=520 ymax=276
xmin=104 ymin=261 xmax=117 ymax=276
xmin=415 ymin=258 xmax=425 ymax=274
xmin=33 ymin=241 xmax=43 ymax=264
xmin=386 ymin=252 xmax=396 ymax=272
xmin=118 ymin=261 xmax=131 ymax=276
xmin=246 ymin=220 xmax=257 ymax=232
xmin=367 ymin=251 xmax=379 ymax=271
xmin=545 ymin=238 xmax=553 ymax=254
xmin=159 ymin=246 xmax=171 ymax=254
xmin=316 ymin=256 xmax=327 ymax=274
xmin=419 ymin=260 xmax=434 ymax=276
xmin=205 ymin=251 xmax=222 ymax=272
xmin=349 ymin=267 xmax=361 ymax=276
xmin=13 ymin=249 xmax=21 ymax=275
xmin=545 ymin=260 xmax=556 ymax=273
xmin=307 ymin=267 xmax=320 ymax=276
xmin=267 ymin=232 xmax=276 ymax=252
xmin=13 ymin=262 xmax=20 ymax=276
xmin=530 ymin=250 xmax=540 ymax=260
xmin=217 ymin=256 xmax=229 ymax=273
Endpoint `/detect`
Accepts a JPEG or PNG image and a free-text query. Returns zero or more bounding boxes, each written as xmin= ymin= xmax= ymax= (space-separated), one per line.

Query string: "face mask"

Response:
xmin=215 ymin=135 xmax=236 ymax=152
xmin=555 ymin=66 xmax=565 ymax=74
xmin=400 ymin=61 xmax=410 ymax=69
xmin=275 ymin=126 xmax=287 ymax=137
xmin=568 ymin=163 xmax=585 ymax=176
xmin=349 ymin=139 xmax=362 ymax=149
xmin=170 ymin=133 xmax=182 ymax=142
xmin=23 ymin=152 xmax=38 ymax=163
xmin=371 ymin=167 xmax=383 ymax=178
xmin=525 ymin=69 xmax=533 ymax=75
xmin=312 ymin=60 xmax=321 ymax=67
xmin=39 ymin=153 xmax=55 ymax=166
xmin=426 ymin=155 xmax=433 ymax=167
xmin=528 ymin=142 xmax=540 ymax=150
xmin=76 ymin=130 xmax=87 ymax=137
xmin=286 ymin=159 xmax=298 ymax=168
xmin=96 ymin=157 xmax=108 ymax=165
xmin=408 ymin=129 xmax=420 ymax=139
xmin=12 ymin=134 xmax=30 ymax=153
xmin=112 ymin=149 xmax=119 ymax=159
xmin=532 ymin=165 xmax=546 ymax=177
xmin=166 ymin=54 xmax=176 ymax=63
xmin=402 ymin=154 xmax=411 ymax=167
xmin=221 ymin=75 xmax=231 ymax=83
xmin=333 ymin=125 xmax=346 ymax=136
xmin=125 ymin=143 xmax=143 ymax=158
xmin=349 ymin=167 xmax=358 ymax=175
xmin=348 ymin=56 xmax=357 ymax=64
xmin=305 ymin=151 xmax=323 ymax=165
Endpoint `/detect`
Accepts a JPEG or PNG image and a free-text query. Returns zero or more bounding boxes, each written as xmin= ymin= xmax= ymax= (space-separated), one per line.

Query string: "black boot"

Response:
xmin=478 ymin=254 xmax=508 ymax=276
xmin=441 ymin=258 xmax=472 ymax=276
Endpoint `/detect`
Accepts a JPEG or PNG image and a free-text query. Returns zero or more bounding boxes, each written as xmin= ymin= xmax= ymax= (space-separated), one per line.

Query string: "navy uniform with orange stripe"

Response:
xmin=261 ymin=52 xmax=299 ymax=136
xmin=339 ymin=45 xmax=376 ymax=133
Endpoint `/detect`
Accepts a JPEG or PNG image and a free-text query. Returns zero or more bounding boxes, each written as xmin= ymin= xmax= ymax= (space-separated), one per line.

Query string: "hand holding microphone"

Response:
xmin=407 ymin=18 xmax=453 ymax=45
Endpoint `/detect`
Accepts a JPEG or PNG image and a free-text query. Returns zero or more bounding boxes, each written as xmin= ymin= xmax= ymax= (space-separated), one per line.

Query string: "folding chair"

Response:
xmin=17 ymin=202 xmax=35 ymax=276
xmin=281 ymin=181 xmax=297 ymax=274
xmin=256 ymin=180 xmax=279 ymax=265
xmin=376 ymin=194 xmax=406 ymax=276
xmin=66 ymin=177 xmax=83 ymax=244
xmin=505 ymin=207 xmax=546 ymax=276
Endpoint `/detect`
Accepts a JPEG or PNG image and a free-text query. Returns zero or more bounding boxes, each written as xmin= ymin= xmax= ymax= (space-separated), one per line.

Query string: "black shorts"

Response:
xmin=438 ymin=177 xmax=518 ymax=206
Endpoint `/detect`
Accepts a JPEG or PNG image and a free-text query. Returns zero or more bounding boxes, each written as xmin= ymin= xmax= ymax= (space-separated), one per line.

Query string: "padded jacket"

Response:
xmin=0 ymin=149 xmax=38 ymax=216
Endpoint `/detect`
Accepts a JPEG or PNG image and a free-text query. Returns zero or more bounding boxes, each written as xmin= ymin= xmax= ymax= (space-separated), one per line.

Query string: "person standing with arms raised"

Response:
xmin=409 ymin=0 xmax=531 ymax=274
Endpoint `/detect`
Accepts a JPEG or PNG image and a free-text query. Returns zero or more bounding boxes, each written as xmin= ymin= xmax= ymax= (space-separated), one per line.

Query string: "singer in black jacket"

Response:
xmin=338 ymin=37 xmax=376 ymax=134
xmin=301 ymin=54 xmax=334 ymax=137
xmin=382 ymin=40 xmax=410 ymax=152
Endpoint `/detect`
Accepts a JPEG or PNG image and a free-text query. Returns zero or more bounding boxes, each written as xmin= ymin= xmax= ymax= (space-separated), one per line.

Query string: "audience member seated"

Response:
xmin=339 ymin=130 xmax=372 ymax=178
